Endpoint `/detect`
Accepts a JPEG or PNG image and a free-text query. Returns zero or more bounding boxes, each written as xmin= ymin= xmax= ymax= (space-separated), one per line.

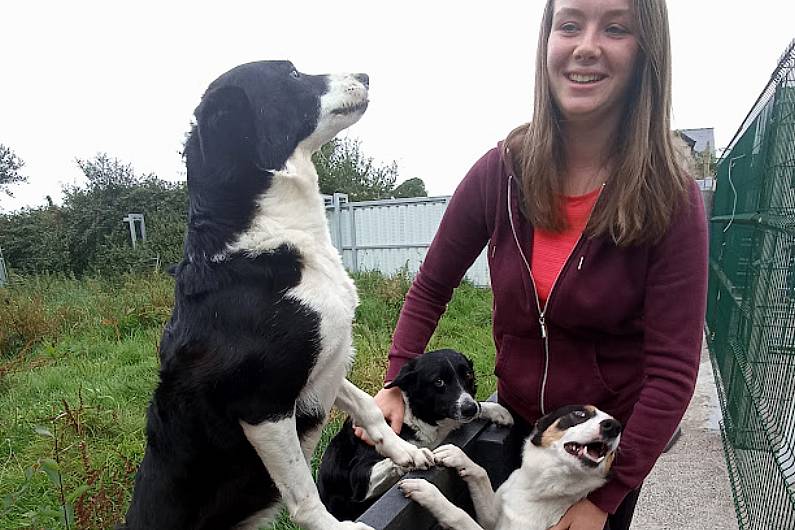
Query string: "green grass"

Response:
xmin=0 ymin=271 xmax=494 ymax=529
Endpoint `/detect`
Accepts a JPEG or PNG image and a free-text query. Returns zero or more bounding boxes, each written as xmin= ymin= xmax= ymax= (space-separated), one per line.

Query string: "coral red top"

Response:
xmin=531 ymin=186 xmax=602 ymax=305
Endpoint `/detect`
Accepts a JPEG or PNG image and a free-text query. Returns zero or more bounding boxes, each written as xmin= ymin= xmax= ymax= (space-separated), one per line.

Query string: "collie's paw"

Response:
xmin=433 ymin=444 xmax=478 ymax=477
xmin=479 ymin=402 xmax=514 ymax=427
xmin=380 ymin=436 xmax=434 ymax=469
xmin=399 ymin=478 xmax=445 ymax=506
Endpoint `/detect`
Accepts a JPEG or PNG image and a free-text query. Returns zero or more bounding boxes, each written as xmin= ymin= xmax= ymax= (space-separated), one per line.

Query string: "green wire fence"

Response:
xmin=707 ymin=38 xmax=795 ymax=529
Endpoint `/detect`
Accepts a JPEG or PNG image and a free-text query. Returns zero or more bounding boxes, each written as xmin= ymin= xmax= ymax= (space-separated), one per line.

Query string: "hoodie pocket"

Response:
xmin=494 ymin=334 xmax=543 ymax=399
xmin=494 ymin=333 xmax=619 ymax=415
xmin=543 ymin=336 xmax=620 ymax=413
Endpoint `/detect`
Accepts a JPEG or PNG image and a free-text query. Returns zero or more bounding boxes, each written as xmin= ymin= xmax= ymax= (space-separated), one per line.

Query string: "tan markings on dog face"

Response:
xmin=540 ymin=421 xmax=566 ymax=447
xmin=603 ymin=451 xmax=616 ymax=474
xmin=584 ymin=405 xmax=598 ymax=414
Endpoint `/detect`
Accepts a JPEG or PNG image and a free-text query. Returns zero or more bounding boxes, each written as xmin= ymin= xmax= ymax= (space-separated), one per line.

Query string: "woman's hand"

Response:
xmin=549 ymin=499 xmax=608 ymax=530
xmin=353 ymin=385 xmax=404 ymax=445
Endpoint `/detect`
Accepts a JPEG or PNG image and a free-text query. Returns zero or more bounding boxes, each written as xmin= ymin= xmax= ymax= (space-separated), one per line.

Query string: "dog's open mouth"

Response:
xmin=564 ymin=441 xmax=610 ymax=466
xmin=331 ymin=100 xmax=369 ymax=116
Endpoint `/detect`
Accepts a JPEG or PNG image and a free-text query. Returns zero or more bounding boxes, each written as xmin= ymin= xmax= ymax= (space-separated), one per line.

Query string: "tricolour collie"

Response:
xmin=399 ymin=405 xmax=621 ymax=530
xmin=121 ymin=61 xmax=432 ymax=530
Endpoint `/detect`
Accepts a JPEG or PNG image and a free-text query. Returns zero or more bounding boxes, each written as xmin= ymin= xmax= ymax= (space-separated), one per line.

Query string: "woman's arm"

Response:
xmin=588 ymin=180 xmax=709 ymax=514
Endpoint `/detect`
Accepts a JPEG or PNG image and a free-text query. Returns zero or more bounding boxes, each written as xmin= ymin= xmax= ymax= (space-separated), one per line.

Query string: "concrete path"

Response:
xmin=632 ymin=337 xmax=739 ymax=529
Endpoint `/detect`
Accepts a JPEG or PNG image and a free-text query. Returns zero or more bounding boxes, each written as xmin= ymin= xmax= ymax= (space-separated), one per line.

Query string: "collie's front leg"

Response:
xmin=240 ymin=415 xmax=373 ymax=530
xmin=399 ymin=479 xmax=483 ymax=530
xmin=334 ymin=379 xmax=433 ymax=468
xmin=363 ymin=458 xmax=408 ymax=500
xmin=433 ymin=444 xmax=498 ymax=530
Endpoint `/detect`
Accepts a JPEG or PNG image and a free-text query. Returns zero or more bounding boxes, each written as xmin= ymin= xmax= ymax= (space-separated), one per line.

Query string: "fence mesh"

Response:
xmin=707 ymin=39 xmax=795 ymax=529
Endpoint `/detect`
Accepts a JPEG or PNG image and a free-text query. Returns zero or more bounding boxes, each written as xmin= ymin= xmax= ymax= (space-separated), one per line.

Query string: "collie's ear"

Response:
xmin=195 ymin=85 xmax=257 ymax=169
xmin=529 ymin=425 xmax=544 ymax=447
xmin=385 ymin=358 xmax=418 ymax=390
xmin=465 ymin=355 xmax=474 ymax=370
xmin=529 ymin=410 xmax=560 ymax=447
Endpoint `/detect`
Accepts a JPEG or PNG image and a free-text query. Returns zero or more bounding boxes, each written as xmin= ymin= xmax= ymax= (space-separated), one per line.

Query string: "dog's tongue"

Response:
xmin=585 ymin=443 xmax=606 ymax=461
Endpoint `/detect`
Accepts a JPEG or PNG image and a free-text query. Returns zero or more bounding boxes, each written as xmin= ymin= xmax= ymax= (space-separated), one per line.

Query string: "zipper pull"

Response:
xmin=539 ymin=314 xmax=547 ymax=339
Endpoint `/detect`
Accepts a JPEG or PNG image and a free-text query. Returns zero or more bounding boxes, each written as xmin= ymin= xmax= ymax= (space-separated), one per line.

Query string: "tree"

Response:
xmin=0 ymin=144 xmax=27 ymax=196
xmin=392 ymin=178 xmax=428 ymax=198
xmin=58 ymin=153 xmax=188 ymax=275
xmin=75 ymin=153 xmax=138 ymax=187
xmin=314 ymin=138 xmax=406 ymax=201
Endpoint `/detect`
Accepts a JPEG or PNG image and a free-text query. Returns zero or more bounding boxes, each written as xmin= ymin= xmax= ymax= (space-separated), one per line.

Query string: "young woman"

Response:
xmin=359 ymin=0 xmax=708 ymax=528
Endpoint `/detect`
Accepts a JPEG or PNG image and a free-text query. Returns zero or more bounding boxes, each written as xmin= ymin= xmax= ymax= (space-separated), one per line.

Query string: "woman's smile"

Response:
xmin=547 ymin=0 xmax=639 ymax=124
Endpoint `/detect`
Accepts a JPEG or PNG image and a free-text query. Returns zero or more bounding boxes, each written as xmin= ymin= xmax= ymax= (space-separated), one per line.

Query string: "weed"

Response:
xmin=0 ymin=272 xmax=493 ymax=530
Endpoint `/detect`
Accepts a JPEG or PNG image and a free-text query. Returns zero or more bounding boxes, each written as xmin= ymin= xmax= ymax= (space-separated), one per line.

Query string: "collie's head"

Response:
xmin=187 ymin=60 xmax=368 ymax=177
xmin=181 ymin=60 xmax=369 ymax=254
xmin=527 ymin=405 xmax=621 ymax=478
xmin=386 ymin=349 xmax=479 ymax=425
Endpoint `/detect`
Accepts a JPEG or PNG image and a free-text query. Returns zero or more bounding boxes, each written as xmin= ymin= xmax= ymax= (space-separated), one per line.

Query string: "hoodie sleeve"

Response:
xmin=588 ymin=180 xmax=709 ymax=513
xmin=385 ymin=147 xmax=499 ymax=382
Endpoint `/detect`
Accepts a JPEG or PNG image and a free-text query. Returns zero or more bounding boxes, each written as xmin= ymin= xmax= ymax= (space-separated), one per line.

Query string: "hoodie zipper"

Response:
xmin=506 ymin=176 xmax=592 ymax=415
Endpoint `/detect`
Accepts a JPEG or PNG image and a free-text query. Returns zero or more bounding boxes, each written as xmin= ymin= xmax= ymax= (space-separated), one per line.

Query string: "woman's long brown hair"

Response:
xmin=507 ymin=0 xmax=690 ymax=246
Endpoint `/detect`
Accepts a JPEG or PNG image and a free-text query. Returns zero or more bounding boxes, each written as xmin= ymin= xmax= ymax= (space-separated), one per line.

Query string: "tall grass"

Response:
xmin=0 ymin=271 xmax=493 ymax=529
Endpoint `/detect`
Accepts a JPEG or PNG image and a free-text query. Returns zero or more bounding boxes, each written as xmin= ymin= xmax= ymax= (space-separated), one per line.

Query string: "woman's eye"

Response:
xmin=434 ymin=379 xmax=445 ymax=388
xmin=560 ymin=22 xmax=579 ymax=33
xmin=606 ymin=25 xmax=628 ymax=36
xmin=290 ymin=70 xmax=300 ymax=79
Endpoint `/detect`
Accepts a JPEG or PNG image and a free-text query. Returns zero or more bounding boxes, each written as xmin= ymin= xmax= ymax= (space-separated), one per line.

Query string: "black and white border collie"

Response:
xmin=317 ymin=349 xmax=514 ymax=521
xmin=121 ymin=61 xmax=433 ymax=530
xmin=399 ymin=405 xmax=622 ymax=530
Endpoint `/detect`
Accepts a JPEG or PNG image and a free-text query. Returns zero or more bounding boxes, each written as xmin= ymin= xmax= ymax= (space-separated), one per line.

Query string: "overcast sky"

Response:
xmin=1 ymin=0 xmax=793 ymax=211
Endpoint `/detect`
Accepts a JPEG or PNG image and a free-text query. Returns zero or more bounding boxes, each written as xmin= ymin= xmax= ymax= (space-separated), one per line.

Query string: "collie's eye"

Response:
xmin=290 ymin=70 xmax=300 ymax=79
xmin=573 ymin=410 xmax=586 ymax=419
xmin=434 ymin=378 xmax=445 ymax=388
xmin=465 ymin=372 xmax=474 ymax=381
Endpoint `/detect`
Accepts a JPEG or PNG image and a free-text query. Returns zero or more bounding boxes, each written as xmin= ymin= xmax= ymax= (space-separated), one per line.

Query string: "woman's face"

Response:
xmin=547 ymin=0 xmax=640 ymax=125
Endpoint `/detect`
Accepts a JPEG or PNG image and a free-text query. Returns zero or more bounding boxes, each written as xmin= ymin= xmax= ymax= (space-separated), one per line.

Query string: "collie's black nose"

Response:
xmin=600 ymin=419 xmax=622 ymax=438
xmin=460 ymin=400 xmax=479 ymax=419
xmin=354 ymin=73 xmax=369 ymax=88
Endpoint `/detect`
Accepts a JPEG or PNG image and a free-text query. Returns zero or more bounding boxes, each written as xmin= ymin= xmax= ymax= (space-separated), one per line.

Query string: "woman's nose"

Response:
xmin=573 ymin=29 xmax=601 ymax=62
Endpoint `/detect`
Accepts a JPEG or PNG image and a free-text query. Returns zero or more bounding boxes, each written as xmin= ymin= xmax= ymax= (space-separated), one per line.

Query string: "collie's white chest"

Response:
xmin=225 ymin=156 xmax=359 ymax=385
xmin=288 ymin=242 xmax=359 ymax=343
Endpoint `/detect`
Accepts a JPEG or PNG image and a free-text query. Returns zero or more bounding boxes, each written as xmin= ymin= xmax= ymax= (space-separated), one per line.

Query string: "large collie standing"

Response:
xmin=121 ymin=61 xmax=432 ymax=530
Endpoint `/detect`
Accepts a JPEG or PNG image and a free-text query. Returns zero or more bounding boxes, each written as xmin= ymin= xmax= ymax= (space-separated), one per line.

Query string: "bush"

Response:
xmin=0 ymin=154 xmax=187 ymax=277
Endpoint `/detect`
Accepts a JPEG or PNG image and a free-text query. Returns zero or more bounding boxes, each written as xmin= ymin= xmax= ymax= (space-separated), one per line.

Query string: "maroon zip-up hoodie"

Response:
xmin=385 ymin=142 xmax=708 ymax=514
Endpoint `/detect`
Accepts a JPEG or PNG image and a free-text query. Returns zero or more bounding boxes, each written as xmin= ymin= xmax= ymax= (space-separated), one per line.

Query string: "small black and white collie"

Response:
xmin=317 ymin=349 xmax=514 ymax=521
xmin=399 ymin=405 xmax=622 ymax=530
xmin=121 ymin=61 xmax=433 ymax=530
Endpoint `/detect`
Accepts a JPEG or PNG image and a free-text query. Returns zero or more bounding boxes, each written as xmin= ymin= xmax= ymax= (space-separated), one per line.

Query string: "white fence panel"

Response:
xmin=0 ymin=247 xmax=7 ymax=286
xmin=325 ymin=195 xmax=490 ymax=287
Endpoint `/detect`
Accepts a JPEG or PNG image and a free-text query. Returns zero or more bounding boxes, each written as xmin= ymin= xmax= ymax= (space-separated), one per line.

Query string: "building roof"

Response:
xmin=679 ymin=128 xmax=715 ymax=154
